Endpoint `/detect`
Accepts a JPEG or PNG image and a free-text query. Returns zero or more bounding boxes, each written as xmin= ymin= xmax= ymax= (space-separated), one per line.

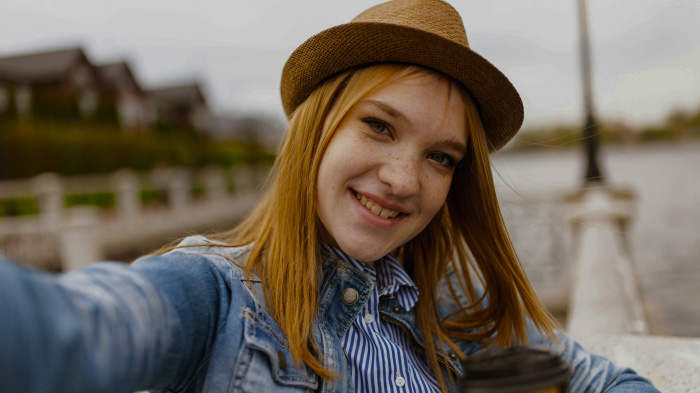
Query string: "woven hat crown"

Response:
xmin=281 ymin=0 xmax=524 ymax=151
xmin=352 ymin=0 xmax=469 ymax=47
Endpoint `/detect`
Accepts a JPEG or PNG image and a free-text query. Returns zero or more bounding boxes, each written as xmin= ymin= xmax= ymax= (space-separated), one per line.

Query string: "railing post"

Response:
xmin=59 ymin=206 xmax=103 ymax=271
xmin=32 ymin=173 xmax=63 ymax=230
xmin=113 ymin=169 xmax=140 ymax=219
xmin=167 ymin=167 xmax=191 ymax=210
xmin=202 ymin=166 xmax=227 ymax=203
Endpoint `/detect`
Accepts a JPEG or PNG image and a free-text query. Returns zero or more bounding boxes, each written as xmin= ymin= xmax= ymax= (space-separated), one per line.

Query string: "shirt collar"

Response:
xmin=323 ymin=244 xmax=419 ymax=311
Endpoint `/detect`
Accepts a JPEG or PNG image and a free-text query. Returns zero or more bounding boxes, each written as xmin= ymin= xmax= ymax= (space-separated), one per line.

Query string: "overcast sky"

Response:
xmin=1 ymin=0 xmax=699 ymax=129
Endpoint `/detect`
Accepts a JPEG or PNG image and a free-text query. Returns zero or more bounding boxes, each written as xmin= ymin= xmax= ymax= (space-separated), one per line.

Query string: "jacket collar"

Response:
xmin=322 ymin=244 xmax=419 ymax=311
xmin=318 ymin=247 xmax=464 ymax=377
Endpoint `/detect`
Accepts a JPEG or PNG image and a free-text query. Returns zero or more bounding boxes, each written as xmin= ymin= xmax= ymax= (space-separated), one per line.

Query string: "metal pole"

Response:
xmin=0 ymin=84 xmax=7 ymax=179
xmin=0 ymin=110 xmax=7 ymax=179
xmin=577 ymin=0 xmax=604 ymax=183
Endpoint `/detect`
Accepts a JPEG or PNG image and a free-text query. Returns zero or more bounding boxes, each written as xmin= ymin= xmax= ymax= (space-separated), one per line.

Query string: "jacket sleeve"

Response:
xmin=439 ymin=267 xmax=659 ymax=393
xmin=0 ymin=251 xmax=231 ymax=393
xmin=526 ymin=323 xmax=659 ymax=393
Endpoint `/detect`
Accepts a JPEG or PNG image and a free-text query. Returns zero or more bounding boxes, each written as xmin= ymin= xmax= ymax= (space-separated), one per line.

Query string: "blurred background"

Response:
xmin=0 ymin=0 xmax=698 ymax=340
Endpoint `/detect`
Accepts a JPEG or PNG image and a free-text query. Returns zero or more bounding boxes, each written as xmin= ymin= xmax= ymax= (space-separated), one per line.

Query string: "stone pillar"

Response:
xmin=32 ymin=173 xmax=63 ymax=230
xmin=59 ymin=206 xmax=103 ymax=271
xmin=113 ymin=169 xmax=140 ymax=220
xmin=202 ymin=166 xmax=227 ymax=203
xmin=167 ymin=167 xmax=191 ymax=210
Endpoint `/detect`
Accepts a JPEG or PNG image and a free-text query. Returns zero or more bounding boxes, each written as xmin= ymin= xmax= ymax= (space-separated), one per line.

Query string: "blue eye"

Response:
xmin=364 ymin=118 xmax=391 ymax=135
xmin=428 ymin=152 xmax=455 ymax=167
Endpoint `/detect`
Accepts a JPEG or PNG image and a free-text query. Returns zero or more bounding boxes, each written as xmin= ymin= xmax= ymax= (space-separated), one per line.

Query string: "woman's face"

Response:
xmin=316 ymin=72 xmax=468 ymax=263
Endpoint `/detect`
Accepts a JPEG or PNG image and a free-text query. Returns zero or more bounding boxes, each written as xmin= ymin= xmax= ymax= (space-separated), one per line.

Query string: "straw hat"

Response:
xmin=281 ymin=0 xmax=524 ymax=151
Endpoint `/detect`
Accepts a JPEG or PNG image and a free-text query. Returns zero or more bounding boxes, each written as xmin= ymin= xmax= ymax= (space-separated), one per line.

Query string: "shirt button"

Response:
xmin=395 ymin=376 xmax=406 ymax=387
xmin=363 ymin=314 xmax=374 ymax=324
xmin=342 ymin=288 xmax=359 ymax=305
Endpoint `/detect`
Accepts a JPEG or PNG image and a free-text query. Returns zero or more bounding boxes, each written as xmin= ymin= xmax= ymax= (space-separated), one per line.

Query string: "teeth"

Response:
xmin=354 ymin=192 xmax=400 ymax=219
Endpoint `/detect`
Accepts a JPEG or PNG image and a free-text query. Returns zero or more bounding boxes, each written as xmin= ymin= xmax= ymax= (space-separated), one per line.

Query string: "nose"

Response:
xmin=377 ymin=153 xmax=420 ymax=198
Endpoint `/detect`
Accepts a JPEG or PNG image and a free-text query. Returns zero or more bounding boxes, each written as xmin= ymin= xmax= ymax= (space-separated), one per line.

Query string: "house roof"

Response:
xmin=96 ymin=62 xmax=142 ymax=93
xmin=0 ymin=47 xmax=91 ymax=83
xmin=148 ymin=83 xmax=207 ymax=108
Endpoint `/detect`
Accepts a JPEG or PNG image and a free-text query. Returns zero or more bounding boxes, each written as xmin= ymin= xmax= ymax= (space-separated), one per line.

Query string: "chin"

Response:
xmin=337 ymin=240 xmax=391 ymax=264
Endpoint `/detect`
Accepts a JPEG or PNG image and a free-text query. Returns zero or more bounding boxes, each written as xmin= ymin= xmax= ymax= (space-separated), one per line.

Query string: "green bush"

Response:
xmin=0 ymin=119 xmax=259 ymax=179
xmin=0 ymin=196 xmax=38 ymax=216
xmin=65 ymin=192 xmax=116 ymax=209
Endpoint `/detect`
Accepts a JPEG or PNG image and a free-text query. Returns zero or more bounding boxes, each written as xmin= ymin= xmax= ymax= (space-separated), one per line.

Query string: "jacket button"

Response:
xmin=342 ymin=288 xmax=359 ymax=305
xmin=277 ymin=350 xmax=287 ymax=370
xmin=448 ymin=351 xmax=458 ymax=361
xmin=391 ymin=306 xmax=401 ymax=314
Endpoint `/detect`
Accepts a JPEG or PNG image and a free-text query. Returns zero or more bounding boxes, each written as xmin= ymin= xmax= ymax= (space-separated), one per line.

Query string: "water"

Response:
xmin=491 ymin=142 xmax=700 ymax=337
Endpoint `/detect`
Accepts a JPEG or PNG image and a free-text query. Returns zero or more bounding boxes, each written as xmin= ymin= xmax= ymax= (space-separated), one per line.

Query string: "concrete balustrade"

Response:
xmin=0 ymin=164 xmax=265 ymax=270
xmin=566 ymin=188 xmax=648 ymax=336
xmin=565 ymin=187 xmax=700 ymax=391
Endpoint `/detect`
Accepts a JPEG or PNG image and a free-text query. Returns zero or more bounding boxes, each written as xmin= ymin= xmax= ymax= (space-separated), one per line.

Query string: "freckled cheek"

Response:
xmin=322 ymin=130 xmax=376 ymax=186
xmin=422 ymin=176 xmax=452 ymax=212
xmin=344 ymin=132 xmax=381 ymax=165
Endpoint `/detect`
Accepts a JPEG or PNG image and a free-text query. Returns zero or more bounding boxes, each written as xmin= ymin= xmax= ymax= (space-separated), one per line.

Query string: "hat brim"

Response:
xmin=281 ymin=22 xmax=524 ymax=151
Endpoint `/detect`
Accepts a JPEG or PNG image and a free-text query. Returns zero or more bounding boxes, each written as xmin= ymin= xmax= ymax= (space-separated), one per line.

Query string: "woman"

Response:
xmin=0 ymin=0 xmax=658 ymax=392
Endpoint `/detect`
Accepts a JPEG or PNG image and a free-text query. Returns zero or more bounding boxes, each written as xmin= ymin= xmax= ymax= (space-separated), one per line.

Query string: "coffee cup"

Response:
xmin=458 ymin=346 xmax=571 ymax=393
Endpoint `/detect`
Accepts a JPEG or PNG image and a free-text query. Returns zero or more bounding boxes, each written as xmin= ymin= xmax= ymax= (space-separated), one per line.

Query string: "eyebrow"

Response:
xmin=363 ymin=99 xmax=411 ymax=124
xmin=439 ymin=139 xmax=468 ymax=155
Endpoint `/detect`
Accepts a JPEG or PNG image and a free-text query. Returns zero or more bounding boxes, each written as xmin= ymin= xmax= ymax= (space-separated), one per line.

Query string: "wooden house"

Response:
xmin=147 ymin=83 xmax=209 ymax=131
xmin=95 ymin=62 xmax=151 ymax=130
xmin=0 ymin=47 xmax=100 ymax=120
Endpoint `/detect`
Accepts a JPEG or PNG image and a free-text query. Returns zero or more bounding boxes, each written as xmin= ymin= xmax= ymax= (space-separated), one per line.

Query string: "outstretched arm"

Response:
xmin=0 ymin=252 xmax=230 ymax=393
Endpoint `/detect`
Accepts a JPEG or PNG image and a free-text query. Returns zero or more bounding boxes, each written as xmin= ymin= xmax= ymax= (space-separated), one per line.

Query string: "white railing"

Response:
xmin=566 ymin=187 xmax=648 ymax=336
xmin=566 ymin=187 xmax=700 ymax=392
xmin=0 ymin=165 xmax=268 ymax=270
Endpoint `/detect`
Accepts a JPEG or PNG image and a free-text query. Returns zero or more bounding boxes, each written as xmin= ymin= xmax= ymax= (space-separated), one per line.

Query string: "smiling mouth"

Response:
xmin=354 ymin=191 xmax=401 ymax=219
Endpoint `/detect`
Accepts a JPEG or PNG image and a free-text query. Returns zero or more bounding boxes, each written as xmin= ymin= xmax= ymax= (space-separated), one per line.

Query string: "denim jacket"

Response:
xmin=0 ymin=235 xmax=657 ymax=393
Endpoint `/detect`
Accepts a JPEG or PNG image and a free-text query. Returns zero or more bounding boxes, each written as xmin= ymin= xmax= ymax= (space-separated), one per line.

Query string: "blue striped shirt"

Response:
xmin=325 ymin=245 xmax=441 ymax=393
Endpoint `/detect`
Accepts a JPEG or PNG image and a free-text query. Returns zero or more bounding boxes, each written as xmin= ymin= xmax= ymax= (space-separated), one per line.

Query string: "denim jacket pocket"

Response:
xmin=231 ymin=308 xmax=319 ymax=392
